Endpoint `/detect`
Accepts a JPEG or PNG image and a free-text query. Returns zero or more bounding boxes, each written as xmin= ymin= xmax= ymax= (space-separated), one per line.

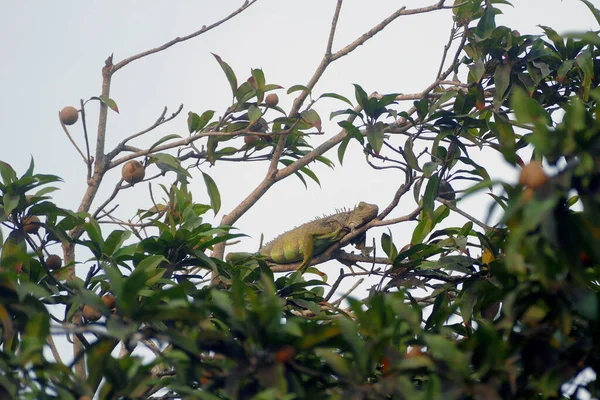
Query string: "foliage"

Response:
xmin=1 ymin=1 xmax=600 ymax=399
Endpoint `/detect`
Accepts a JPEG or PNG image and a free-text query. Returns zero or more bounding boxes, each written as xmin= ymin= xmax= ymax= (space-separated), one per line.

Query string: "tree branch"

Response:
xmin=111 ymin=0 xmax=259 ymax=74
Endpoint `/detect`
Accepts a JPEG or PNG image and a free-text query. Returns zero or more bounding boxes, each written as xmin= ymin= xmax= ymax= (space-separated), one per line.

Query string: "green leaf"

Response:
xmin=475 ymin=7 xmax=496 ymax=39
xmin=287 ymin=84 xmax=310 ymax=94
xmin=315 ymin=348 xmax=351 ymax=376
xmin=202 ymin=172 xmax=221 ymax=215
xmin=250 ymin=69 xmax=265 ymax=104
xmin=414 ymin=98 xmax=429 ymax=121
xmin=148 ymin=134 xmax=182 ymax=153
xmin=196 ymin=110 xmax=215 ymax=133
xmin=212 ymin=53 xmax=238 ymax=97
xmin=494 ymin=63 xmax=511 ymax=103
xmin=423 ymin=173 xmax=440 ymax=218
xmin=381 ymin=231 xmax=398 ymax=261
xmin=491 ymin=113 xmax=516 ymax=163
xmin=301 ymin=109 xmax=322 ymax=132
xmin=366 ymin=122 xmax=386 ymax=155
xmin=247 ymin=105 xmax=262 ymax=126
xmin=423 ymin=162 xmax=438 ymax=178
xmin=353 ymin=84 xmax=369 ymax=109
xmin=150 ymin=153 xmax=191 ymax=178
xmin=424 ymin=333 xmax=470 ymax=375
xmin=404 ymin=137 xmax=422 ymax=171
xmin=469 ymin=58 xmax=486 ymax=84
xmin=3 ymin=193 xmax=19 ymax=216
xmin=103 ymin=230 xmax=131 ymax=257
xmin=510 ymin=87 xmax=550 ymax=124
xmin=96 ymin=96 xmax=119 ymax=113
xmin=0 ymin=161 xmax=17 ymax=185
xmin=319 ymin=92 xmax=353 ymax=106
xmin=235 ymin=81 xmax=256 ymax=103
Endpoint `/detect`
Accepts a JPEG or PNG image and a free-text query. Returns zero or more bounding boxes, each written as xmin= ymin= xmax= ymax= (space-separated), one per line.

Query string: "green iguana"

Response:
xmin=227 ymin=201 xmax=379 ymax=272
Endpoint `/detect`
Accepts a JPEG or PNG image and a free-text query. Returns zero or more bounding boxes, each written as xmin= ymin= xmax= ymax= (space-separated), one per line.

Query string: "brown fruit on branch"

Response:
xmin=59 ymin=106 xmax=79 ymax=125
xmin=122 ymin=160 xmax=145 ymax=184
xmin=46 ymin=254 xmax=62 ymax=270
xmin=274 ymin=346 xmax=296 ymax=363
xmin=265 ymin=93 xmax=279 ymax=108
xmin=23 ymin=215 xmax=40 ymax=234
xmin=519 ymin=161 xmax=548 ymax=189
xmin=101 ymin=294 xmax=117 ymax=310
xmin=82 ymin=305 xmax=102 ymax=322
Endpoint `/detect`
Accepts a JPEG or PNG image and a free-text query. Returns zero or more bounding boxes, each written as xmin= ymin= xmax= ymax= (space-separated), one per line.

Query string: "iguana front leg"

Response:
xmin=297 ymin=225 xmax=349 ymax=273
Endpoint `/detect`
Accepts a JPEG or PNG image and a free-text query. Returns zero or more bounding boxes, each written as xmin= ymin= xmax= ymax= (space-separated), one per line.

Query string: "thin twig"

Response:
xmin=330 ymin=278 xmax=364 ymax=306
xmin=47 ymin=334 xmax=64 ymax=365
xmin=79 ymin=99 xmax=93 ymax=181
xmin=112 ymin=1 xmax=259 ymax=74
xmin=438 ymin=198 xmax=492 ymax=232
xmin=326 ymin=0 xmax=344 ymax=56
xmin=59 ymin=112 xmax=87 ymax=164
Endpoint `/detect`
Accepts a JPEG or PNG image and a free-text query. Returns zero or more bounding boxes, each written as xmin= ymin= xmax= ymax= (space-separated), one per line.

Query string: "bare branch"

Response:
xmin=58 ymin=111 xmax=88 ymax=164
xmin=107 ymin=104 xmax=184 ymax=161
xmin=112 ymin=1 xmax=259 ymax=74
xmin=330 ymin=1 xmax=446 ymax=62
xmin=326 ymin=0 xmax=344 ymax=56
xmin=437 ymin=198 xmax=492 ymax=232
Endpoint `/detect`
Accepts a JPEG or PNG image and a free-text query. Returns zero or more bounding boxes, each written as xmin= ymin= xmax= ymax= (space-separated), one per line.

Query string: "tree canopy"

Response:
xmin=1 ymin=1 xmax=600 ymax=399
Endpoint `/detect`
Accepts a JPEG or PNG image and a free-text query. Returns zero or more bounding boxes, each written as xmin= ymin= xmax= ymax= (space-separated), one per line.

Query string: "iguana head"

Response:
xmin=347 ymin=201 xmax=378 ymax=229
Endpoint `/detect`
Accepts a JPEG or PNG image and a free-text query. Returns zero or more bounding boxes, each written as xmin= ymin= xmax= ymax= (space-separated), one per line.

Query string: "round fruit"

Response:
xmin=46 ymin=254 xmax=62 ymax=270
xmin=274 ymin=346 xmax=296 ymax=363
xmin=519 ymin=161 xmax=548 ymax=189
xmin=121 ymin=160 xmax=145 ymax=184
xmin=265 ymin=93 xmax=279 ymax=108
xmin=82 ymin=305 xmax=102 ymax=322
xmin=244 ymin=135 xmax=259 ymax=145
xmin=23 ymin=215 xmax=40 ymax=234
xmin=59 ymin=106 xmax=79 ymax=125
xmin=438 ymin=180 xmax=456 ymax=201
xmin=101 ymin=294 xmax=117 ymax=310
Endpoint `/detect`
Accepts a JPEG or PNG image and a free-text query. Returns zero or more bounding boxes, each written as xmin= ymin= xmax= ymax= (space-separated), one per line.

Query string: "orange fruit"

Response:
xmin=519 ymin=161 xmax=548 ymax=189
xmin=121 ymin=160 xmax=145 ymax=184
xmin=265 ymin=93 xmax=279 ymax=108
xmin=59 ymin=106 xmax=79 ymax=125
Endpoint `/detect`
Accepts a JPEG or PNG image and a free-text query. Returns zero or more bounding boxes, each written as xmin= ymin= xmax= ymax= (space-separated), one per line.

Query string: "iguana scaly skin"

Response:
xmin=228 ymin=202 xmax=378 ymax=272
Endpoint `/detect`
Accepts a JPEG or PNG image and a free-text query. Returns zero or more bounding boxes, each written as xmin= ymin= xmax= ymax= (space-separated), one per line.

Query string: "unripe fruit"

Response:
xmin=59 ymin=106 xmax=79 ymax=125
xmin=46 ymin=254 xmax=62 ymax=270
xmin=82 ymin=305 xmax=102 ymax=322
xmin=101 ymin=294 xmax=117 ymax=310
xmin=438 ymin=180 xmax=456 ymax=201
xmin=519 ymin=161 xmax=548 ymax=189
xmin=265 ymin=93 xmax=279 ymax=108
xmin=244 ymin=135 xmax=259 ymax=145
xmin=23 ymin=215 xmax=40 ymax=234
xmin=122 ymin=160 xmax=145 ymax=184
